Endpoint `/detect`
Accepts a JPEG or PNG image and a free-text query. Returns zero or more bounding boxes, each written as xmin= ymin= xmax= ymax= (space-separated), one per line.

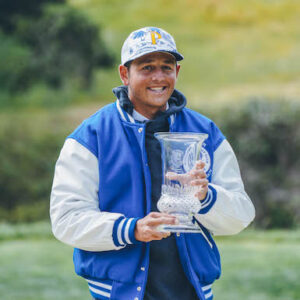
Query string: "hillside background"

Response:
xmin=68 ymin=0 xmax=300 ymax=106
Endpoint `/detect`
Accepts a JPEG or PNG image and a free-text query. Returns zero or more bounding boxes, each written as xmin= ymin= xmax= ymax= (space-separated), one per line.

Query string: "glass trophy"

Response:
xmin=154 ymin=132 xmax=208 ymax=233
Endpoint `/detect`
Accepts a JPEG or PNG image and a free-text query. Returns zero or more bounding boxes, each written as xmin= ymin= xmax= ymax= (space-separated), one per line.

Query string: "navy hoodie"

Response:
xmin=113 ymin=86 xmax=199 ymax=300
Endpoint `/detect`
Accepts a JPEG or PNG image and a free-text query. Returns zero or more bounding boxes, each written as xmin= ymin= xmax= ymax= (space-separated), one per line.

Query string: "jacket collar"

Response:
xmin=113 ymin=85 xmax=187 ymax=125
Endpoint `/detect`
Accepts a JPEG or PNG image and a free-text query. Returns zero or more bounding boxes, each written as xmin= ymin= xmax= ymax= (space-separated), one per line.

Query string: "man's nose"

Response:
xmin=151 ymin=68 xmax=165 ymax=81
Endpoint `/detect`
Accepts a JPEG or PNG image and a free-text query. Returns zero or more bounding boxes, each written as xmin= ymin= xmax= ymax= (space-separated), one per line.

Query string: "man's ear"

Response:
xmin=176 ymin=64 xmax=181 ymax=78
xmin=119 ymin=65 xmax=129 ymax=85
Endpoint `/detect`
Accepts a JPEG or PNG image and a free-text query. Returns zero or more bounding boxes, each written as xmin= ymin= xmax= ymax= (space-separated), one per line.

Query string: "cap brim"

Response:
xmin=122 ymin=50 xmax=184 ymax=66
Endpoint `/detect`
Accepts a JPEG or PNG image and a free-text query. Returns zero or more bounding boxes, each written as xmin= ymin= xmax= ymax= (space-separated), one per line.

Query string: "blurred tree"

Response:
xmin=0 ymin=119 xmax=67 ymax=222
xmin=0 ymin=33 xmax=32 ymax=91
xmin=0 ymin=0 xmax=64 ymax=33
xmin=0 ymin=1 xmax=114 ymax=95
xmin=15 ymin=5 xmax=114 ymax=89
xmin=217 ymin=100 xmax=300 ymax=229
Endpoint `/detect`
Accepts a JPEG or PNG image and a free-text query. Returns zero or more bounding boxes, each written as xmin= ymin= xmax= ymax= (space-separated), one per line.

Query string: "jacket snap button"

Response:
xmin=176 ymin=233 xmax=180 ymax=237
xmin=138 ymin=127 xmax=143 ymax=133
xmin=137 ymin=286 xmax=141 ymax=291
xmin=140 ymin=267 xmax=145 ymax=271
xmin=134 ymin=297 xmax=139 ymax=300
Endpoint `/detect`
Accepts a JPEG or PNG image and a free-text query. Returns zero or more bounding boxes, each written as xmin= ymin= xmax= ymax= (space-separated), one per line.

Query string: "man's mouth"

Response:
xmin=148 ymin=87 xmax=167 ymax=92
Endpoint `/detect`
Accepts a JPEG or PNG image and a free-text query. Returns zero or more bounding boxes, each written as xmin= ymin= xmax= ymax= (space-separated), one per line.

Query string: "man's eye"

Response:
xmin=163 ymin=66 xmax=172 ymax=70
xmin=143 ymin=66 xmax=152 ymax=71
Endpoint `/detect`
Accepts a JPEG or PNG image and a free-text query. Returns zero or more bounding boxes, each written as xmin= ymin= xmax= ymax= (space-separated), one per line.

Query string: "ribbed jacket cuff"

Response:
xmin=198 ymin=185 xmax=217 ymax=214
xmin=112 ymin=217 xmax=141 ymax=247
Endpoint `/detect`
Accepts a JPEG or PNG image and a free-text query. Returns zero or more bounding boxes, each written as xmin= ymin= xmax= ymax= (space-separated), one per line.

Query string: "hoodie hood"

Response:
xmin=112 ymin=85 xmax=187 ymax=119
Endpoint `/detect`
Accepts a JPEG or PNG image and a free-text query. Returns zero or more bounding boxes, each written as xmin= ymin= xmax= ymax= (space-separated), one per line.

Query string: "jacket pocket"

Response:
xmin=185 ymin=229 xmax=221 ymax=283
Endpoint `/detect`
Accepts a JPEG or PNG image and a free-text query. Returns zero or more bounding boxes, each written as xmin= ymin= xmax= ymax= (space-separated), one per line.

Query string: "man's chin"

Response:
xmin=147 ymin=94 xmax=171 ymax=106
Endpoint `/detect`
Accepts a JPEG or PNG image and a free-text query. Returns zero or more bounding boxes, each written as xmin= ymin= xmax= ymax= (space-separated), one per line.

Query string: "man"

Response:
xmin=50 ymin=27 xmax=255 ymax=300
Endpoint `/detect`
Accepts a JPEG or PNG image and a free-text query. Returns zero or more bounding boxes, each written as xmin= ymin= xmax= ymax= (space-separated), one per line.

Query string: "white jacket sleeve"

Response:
xmin=50 ymin=138 xmax=139 ymax=252
xmin=195 ymin=139 xmax=255 ymax=235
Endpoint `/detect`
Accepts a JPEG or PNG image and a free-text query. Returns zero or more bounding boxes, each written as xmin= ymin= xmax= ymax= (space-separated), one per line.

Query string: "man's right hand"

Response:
xmin=134 ymin=212 xmax=177 ymax=242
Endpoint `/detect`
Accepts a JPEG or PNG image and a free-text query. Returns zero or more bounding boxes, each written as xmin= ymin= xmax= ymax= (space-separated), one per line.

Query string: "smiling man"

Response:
xmin=50 ymin=27 xmax=255 ymax=300
xmin=119 ymin=51 xmax=180 ymax=119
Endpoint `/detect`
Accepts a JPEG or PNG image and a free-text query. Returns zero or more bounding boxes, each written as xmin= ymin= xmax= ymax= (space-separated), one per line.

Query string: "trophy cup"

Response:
xmin=154 ymin=132 xmax=208 ymax=233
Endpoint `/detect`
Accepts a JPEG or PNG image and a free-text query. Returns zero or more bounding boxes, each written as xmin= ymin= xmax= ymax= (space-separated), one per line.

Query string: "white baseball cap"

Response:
xmin=121 ymin=27 xmax=184 ymax=65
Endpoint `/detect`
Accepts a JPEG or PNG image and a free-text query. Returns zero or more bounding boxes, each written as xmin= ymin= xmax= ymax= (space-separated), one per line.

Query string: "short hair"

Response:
xmin=124 ymin=61 xmax=132 ymax=69
xmin=124 ymin=59 xmax=177 ymax=71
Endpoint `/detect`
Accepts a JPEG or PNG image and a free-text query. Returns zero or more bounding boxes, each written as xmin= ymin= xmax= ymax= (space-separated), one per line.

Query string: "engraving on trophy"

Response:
xmin=183 ymin=143 xmax=196 ymax=173
xmin=169 ymin=149 xmax=184 ymax=173
xmin=200 ymin=147 xmax=211 ymax=174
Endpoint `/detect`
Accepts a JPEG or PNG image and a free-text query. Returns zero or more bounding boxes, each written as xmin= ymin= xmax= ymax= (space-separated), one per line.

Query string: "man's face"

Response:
xmin=119 ymin=52 xmax=180 ymax=119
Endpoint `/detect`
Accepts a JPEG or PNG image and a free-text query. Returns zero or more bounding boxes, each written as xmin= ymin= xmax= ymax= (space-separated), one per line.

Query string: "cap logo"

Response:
xmin=150 ymin=31 xmax=162 ymax=45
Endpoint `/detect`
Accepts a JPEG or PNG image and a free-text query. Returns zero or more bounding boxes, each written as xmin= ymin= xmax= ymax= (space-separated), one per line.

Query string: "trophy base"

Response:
xmin=156 ymin=213 xmax=201 ymax=233
xmin=156 ymin=223 xmax=201 ymax=233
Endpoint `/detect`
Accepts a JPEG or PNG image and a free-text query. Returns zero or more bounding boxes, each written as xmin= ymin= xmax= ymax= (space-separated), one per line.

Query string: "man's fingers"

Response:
xmin=148 ymin=212 xmax=166 ymax=218
xmin=196 ymin=192 xmax=207 ymax=201
xmin=165 ymin=171 xmax=178 ymax=179
xmin=148 ymin=212 xmax=176 ymax=219
xmin=190 ymin=169 xmax=206 ymax=179
xmin=195 ymin=160 xmax=205 ymax=169
xmin=135 ymin=214 xmax=176 ymax=242
xmin=190 ymin=178 xmax=208 ymax=186
xmin=166 ymin=172 xmax=186 ymax=182
xmin=147 ymin=216 xmax=177 ymax=226
xmin=164 ymin=232 xmax=171 ymax=238
xmin=167 ymin=165 xmax=207 ymax=185
xmin=151 ymin=230 xmax=171 ymax=240
xmin=141 ymin=226 xmax=171 ymax=242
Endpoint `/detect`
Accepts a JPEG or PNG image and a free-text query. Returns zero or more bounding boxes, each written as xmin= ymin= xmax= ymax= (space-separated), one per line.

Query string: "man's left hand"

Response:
xmin=166 ymin=161 xmax=208 ymax=201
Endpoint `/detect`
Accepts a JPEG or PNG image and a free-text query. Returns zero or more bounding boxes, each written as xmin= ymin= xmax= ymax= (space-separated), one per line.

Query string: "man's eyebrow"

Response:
xmin=164 ymin=59 xmax=176 ymax=64
xmin=137 ymin=58 xmax=154 ymax=64
xmin=137 ymin=58 xmax=176 ymax=65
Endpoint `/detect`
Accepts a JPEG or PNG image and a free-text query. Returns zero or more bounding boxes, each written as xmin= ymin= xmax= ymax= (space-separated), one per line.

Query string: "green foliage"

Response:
xmin=0 ymin=1 xmax=114 ymax=105
xmin=0 ymin=33 xmax=32 ymax=93
xmin=0 ymin=109 xmax=75 ymax=223
xmin=0 ymin=0 xmax=64 ymax=33
xmin=15 ymin=4 xmax=114 ymax=89
xmin=208 ymin=99 xmax=300 ymax=229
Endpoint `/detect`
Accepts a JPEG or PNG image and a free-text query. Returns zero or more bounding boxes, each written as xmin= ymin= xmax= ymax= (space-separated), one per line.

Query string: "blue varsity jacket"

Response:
xmin=68 ymin=101 xmax=224 ymax=300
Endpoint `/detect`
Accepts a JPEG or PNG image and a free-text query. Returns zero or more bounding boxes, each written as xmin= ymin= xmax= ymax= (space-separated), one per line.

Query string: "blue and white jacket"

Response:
xmin=50 ymin=100 xmax=255 ymax=300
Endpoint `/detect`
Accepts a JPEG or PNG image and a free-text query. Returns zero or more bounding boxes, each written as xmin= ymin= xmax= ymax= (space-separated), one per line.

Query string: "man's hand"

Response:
xmin=134 ymin=212 xmax=177 ymax=242
xmin=166 ymin=161 xmax=208 ymax=201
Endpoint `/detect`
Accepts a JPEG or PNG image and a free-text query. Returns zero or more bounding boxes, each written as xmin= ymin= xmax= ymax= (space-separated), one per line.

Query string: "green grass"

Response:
xmin=214 ymin=232 xmax=300 ymax=300
xmin=0 ymin=222 xmax=299 ymax=300
xmin=0 ymin=221 xmax=52 ymax=241
xmin=0 ymin=239 xmax=90 ymax=300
